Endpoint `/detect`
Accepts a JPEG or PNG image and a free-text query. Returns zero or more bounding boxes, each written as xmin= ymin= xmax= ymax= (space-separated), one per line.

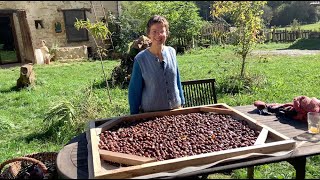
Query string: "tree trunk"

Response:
xmin=240 ymin=54 xmax=246 ymax=78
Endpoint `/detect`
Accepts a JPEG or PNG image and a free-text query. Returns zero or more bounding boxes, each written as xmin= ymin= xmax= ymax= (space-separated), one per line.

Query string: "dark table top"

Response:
xmin=56 ymin=105 xmax=320 ymax=179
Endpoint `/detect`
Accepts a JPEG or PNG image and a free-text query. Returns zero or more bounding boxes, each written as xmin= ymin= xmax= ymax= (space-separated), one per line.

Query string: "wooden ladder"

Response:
xmin=90 ymin=1 xmax=114 ymax=50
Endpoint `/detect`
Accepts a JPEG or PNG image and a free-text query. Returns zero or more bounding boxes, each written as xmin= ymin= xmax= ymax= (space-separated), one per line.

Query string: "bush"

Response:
xmin=217 ymin=73 xmax=267 ymax=95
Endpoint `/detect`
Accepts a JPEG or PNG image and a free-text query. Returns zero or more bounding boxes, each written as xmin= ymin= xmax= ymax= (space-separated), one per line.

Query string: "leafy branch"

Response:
xmin=74 ymin=18 xmax=112 ymax=103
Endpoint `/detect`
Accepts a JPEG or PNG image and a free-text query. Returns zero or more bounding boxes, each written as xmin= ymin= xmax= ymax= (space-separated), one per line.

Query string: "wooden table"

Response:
xmin=56 ymin=105 xmax=320 ymax=179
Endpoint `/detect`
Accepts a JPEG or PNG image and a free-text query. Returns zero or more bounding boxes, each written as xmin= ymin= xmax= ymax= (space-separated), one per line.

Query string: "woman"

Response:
xmin=128 ymin=15 xmax=185 ymax=114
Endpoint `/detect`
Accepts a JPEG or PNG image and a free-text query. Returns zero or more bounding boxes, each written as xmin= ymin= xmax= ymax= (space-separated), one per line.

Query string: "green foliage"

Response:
xmin=74 ymin=18 xmax=111 ymax=57
xmin=48 ymin=41 xmax=60 ymax=61
xmin=43 ymin=100 xmax=76 ymax=143
xmin=74 ymin=18 xmax=111 ymax=40
xmin=106 ymin=11 xmax=136 ymax=55
xmin=232 ymin=162 xmax=295 ymax=179
xmin=74 ymin=18 xmax=113 ymax=103
xmin=120 ymin=1 xmax=204 ymax=47
xmin=287 ymin=38 xmax=320 ymax=50
xmin=290 ymin=19 xmax=301 ymax=31
xmin=193 ymin=1 xmax=214 ymax=21
xmin=212 ymin=1 xmax=267 ymax=77
xmin=217 ymin=73 xmax=267 ymax=95
xmin=276 ymin=21 xmax=320 ymax=31
xmin=262 ymin=4 xmax=273 ymax=27
xmin=270 ymin=1 xmax=319 ymax=26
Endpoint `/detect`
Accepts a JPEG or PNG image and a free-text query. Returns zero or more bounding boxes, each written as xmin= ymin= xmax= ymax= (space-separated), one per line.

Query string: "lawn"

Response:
xmin=276 ymin=21 xmax=320 ymax=31
xmin=0 ymin=42 xmax=320 ymax=179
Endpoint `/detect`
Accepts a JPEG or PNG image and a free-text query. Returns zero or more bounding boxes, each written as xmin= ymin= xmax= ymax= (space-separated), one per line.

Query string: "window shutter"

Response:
xmin=63 ymin=10 xmax=89 ymax=42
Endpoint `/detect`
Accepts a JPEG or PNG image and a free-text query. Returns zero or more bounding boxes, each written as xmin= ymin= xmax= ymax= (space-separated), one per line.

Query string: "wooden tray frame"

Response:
xmin=86 ymin=103 xmax=296 ymax=179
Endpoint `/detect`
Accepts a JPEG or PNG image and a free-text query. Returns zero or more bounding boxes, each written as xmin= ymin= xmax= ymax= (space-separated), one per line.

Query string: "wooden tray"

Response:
xmin=86 ymin=103 xmax=296 ymax=179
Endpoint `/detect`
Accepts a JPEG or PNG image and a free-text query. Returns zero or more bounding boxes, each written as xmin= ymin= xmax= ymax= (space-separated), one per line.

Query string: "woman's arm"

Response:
xmin=128 ymin=60 xmax=143 ymax=114
xmin=177 ymin=67 xmax=185 ymax=106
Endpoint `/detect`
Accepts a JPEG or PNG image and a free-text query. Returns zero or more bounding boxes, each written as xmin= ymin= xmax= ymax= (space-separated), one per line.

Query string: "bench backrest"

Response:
xmin=181 ymin=78 xmax=217 ymax=107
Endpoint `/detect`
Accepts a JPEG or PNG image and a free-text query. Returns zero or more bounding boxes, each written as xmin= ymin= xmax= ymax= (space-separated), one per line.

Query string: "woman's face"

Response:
xmin=148 ymin=23 xmax=167 ymax=46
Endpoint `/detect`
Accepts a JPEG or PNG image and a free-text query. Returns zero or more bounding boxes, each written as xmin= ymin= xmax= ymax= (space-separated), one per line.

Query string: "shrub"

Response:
xmin=217 ymin=73 xmax=267 ymax=95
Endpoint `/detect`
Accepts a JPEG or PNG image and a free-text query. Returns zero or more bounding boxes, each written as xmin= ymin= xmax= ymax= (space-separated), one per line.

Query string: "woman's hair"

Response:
xmin=146 ymin=15 xmax=170 ymax=35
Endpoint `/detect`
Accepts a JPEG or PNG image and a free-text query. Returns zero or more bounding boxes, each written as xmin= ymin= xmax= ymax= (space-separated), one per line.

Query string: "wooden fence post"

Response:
xmin=272 ymin=29 xmax=276 ymax=42
xmin=284 ymin=29 xmax=287 ymax=42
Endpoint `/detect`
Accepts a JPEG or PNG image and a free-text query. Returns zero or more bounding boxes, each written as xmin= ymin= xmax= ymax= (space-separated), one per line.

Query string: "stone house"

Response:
xmin=0 ymin=1 xmax=120 ymax=64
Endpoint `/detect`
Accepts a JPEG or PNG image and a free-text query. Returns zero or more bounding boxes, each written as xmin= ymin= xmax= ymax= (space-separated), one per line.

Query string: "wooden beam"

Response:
xmin=99 ymin=149 xmax=157 ymax=166
xmin=87 ymin=121 xmax=102 ymax=179
xmin=254 ymin=128 xmax=269 ymax=145
xmin=199 ymin=106 xmax=234 ymax=114
xmin=96 ymin=140 xmax=296 ymax=179
xmin=96 ymin=117 xmax=123 ymax=134
xmin=57 ymin=8 xmax=91 ymax=12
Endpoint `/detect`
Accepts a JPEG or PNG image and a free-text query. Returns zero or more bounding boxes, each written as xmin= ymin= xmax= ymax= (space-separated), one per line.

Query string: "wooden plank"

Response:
xmin=99 ymin=149 xmax=157 ymax=166
xmin=96 ymin=117 xmax=123 ymax=134
xmin=16 ymin=10 xmax=35 ymax=63
xmin=96 ymin=140 xmax=296 ymax=179
xmin=199 ymin=106 xmax=234 ymax=114
xmin=223 ymin=104 xmax=290 ymax=141
xmin=98 ymin=107 xmax=202 ymax=129
xmin=87 ymin=121 xmax=102 ymax=179
xmin=254 ymin=128 xmax=268 ymax=145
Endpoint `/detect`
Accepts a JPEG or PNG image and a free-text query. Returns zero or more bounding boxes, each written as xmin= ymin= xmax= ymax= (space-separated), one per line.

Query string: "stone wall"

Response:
xmin=0 ymin=1 xmax=119 ymax=63
xmin=54 ymin=45 xmax=88 ymax=61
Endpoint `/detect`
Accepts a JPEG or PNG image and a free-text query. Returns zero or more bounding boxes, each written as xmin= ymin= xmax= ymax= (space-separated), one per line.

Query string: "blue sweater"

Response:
xmin=128 ymin=46 xmax=185 ymax=114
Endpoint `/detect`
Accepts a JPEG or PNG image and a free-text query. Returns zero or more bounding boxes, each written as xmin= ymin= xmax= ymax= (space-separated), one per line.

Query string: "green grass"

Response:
xmin=276 ymin=21 xmax=320 ymax=31
xmin=1 ymin=43 xmax=320 ymax=179
xmin=0 ymin=50 xmax=17 ymax=63
xmin=287 ymin=38 xmax=320 ymax=50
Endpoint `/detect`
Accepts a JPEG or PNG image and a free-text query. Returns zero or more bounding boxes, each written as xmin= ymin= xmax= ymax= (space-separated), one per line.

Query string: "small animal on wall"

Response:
xmin=16 ymin=63 xmax=36 ymax=89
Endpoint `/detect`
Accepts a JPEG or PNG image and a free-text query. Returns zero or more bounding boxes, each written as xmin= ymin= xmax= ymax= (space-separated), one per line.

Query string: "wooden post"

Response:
xmin=284 ymin=29 xmax=287 ymax=42
xmin=298 ymin=30 xmax=301 ymax=39
xmin=287 ymin=157 xmax=306 ymax=179
xmin=17 ymin=10 xmax=36 ymax=63
xmin=272 ymin=29 xmax=275 ymax=42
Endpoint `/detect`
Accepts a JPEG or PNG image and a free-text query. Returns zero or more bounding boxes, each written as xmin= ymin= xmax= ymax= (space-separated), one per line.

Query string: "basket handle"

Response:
xmin=0 ymin=157 xmax=48 ymax=174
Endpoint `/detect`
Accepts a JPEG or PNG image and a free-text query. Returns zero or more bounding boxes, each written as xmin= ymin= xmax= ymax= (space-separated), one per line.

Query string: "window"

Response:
xmin=35 ymin=20 xmax=44 ymax=29
xmin=63 ymin=10 xmax=88 ymax=42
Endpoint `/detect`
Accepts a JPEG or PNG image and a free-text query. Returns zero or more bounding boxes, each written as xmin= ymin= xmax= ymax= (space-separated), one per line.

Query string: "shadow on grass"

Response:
xmin=0 ymin=86 xmax=21 ymax=93
xmin=278 ymin=38 xmax=320 ymax=50
xmin=91 ymin=80 xmax=109 ymax=89
xmin=22 ymin=126 xmax=79 ymax=145
xmin=23 ymin=129 xmax=57 ymax=143
xmin=22 ymin=120 xmax=77 ymax=144
xmin=91 ymin=79 xmax=128 ymax=90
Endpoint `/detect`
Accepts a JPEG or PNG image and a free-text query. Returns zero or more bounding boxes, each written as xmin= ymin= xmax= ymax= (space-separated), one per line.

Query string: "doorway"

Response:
xmin=0 ymin=15 xmax=20 ymax=64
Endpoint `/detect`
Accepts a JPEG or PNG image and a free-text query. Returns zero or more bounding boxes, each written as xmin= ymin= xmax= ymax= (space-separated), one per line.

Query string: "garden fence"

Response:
xmin=264 ymin=29 xmax=320 ymax=42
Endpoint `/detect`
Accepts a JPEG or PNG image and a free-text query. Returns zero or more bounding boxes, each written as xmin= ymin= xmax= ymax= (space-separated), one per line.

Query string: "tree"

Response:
xmin=193 ymin=1 xmax=215 ymax=21
xmin=74 ymin=19 xmax=112 ymax=103
xmin=269 ymin=1 xmax=318 ymax=26
xmin=119 ymin=1 xmax=204 ymax=48
xmin=212 ymin=1 xmax=267 ymax=78
xmin=291 ymin=19 xmax=301 ymax=31
xmin=262 ymin=5 xmax=273 ymax=27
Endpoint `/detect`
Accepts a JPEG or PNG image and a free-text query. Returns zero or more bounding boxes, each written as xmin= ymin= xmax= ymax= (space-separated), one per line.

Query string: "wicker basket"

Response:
xmin=0 ymin=152 xmax=58 ymax=179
